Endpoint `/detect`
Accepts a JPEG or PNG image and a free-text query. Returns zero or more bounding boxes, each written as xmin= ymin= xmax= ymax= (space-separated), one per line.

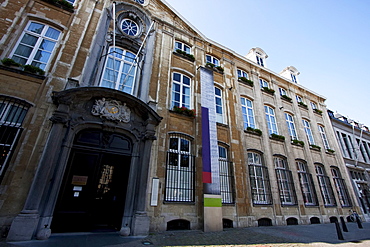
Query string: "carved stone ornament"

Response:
xmin=91 ymin=98 xmax=131 ymax=123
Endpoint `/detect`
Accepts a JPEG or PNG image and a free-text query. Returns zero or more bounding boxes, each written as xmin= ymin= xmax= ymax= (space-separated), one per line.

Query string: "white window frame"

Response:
xmin=237 ymin=69 xmax=249 ymax=79
xmin=215 ymin=86 xmax=224 ymax=124
xmin=315 ymin=164 xmax=336 ymax=206
xmin=248 ymin=152 xmax=272 ymax=205
xmin=291 ymin=73 xmax=297 ymax=83
xmin=318 ymin=125 xmax=330 ymax=150
xmin=296 ymin=95 xmax=303 ymax=103
xmin=302 ymin=119 xmax=315 ymax=145
xmin=256 ymin=53 xmax=264 ymax=67
xmin=310 ymin=102 xmax=317 ymax=110
xmin=331 ymin=167 xmax=351 ymax=207
xmin=241 ymin=97 xmax=255 ymax=129
xmin=259 ymin=79 xmax=269 ymax=88
xmin=10 ymin=21 xmax=61 ymax=70
xmin=174 ymin=41 xmax=191 ymax=54
xmin=296 ymin=161 xmax=317 ymax=206
xmin=285 ymin=113 xmax=298 ymax=140
xmin=274 ymin=157 xmax=296 ymax=205
xmin=206 ymin=54 xmax=219 ymax=66
xmin=171 ymin=72 xmax=191 ymax=109
xmin=265 ymin=106 xmax=278 ymax=135
xmin=100 ymin=46 xmax=137 ymax=94
xmin=279 ymin=88 xmax=287 ymax=96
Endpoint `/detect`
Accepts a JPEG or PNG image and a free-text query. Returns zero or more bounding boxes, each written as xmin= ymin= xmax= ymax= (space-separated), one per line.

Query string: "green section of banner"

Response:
xmin=204 ymin=197 xmax=222 ymax=207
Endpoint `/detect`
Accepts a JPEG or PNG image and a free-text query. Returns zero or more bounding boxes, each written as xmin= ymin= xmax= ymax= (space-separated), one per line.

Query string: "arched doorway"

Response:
xmin=51 ymin=129 xmax=132 ymax=232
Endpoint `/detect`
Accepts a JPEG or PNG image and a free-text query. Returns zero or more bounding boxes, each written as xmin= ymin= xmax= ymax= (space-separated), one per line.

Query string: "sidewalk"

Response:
xmin=1 ymin=222 xmax=369 ymax=247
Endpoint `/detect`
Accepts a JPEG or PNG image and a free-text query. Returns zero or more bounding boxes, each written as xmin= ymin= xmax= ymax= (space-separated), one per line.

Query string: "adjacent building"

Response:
xmin=0 ymin=0 xmax=360 ymax=241
xmin=328 ymin=111 xmax=370 ymax=221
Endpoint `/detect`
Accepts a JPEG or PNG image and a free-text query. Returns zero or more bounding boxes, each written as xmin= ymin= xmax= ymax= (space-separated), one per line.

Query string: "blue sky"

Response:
xmin=164 ymin=0 xmax=370 ymax=127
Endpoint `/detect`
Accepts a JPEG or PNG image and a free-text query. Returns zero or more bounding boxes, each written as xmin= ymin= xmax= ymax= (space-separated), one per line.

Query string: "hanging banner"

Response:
xmin=200 ymin=67 xmax=220 ymax=195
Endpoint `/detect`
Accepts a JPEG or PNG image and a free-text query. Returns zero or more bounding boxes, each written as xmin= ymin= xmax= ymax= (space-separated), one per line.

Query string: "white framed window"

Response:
xmin=219 ymin=145 xmax=234 ymax=204
xmin=237 ymin=69 xmax=248 ymax=79
xmin=279 ymin=88 xmax=287 ymax=96
xmin=0 ymin=97 xmax=30 ymax=182
xmin=11 ymin=21 xmax=61 ymax=70
xmin=171 ymin=72 xmax=191 ymax=109
xmin=310 ymin=102 xmax=317 ymax=110
xmin=296 ymin=95 xmax=303 ymax=103
xmin=215 ymin=87 xmax=224 ymax=124
xmin=259 ymin=79 xmax=269 ymax=88
xmin=265 ymin=106 xmax=278 ymax=135
xmin=302 ymin=119 xmax=315 ymax=145
xmin=248 ymin=152 xmax=272 ymax=205
xmin=100 ymin=47 xmax=137 ymax=94
xmin=256 ymin=52 xmax=264 ymax=67
xmin=291 ymin=73 xmax=297 ymax=83
xmin=165 ymin=133 xmax=194 ymax=202
xmin=285 ymin=113 xmax=298 ymax=140
xmin=241 ymin=97 xmax=255 ymax=129
xmin=315 ymin=164 xmax=336 ymax=206
xmin=296 ymin=160 xmax=317 ymax=206
xmin=331 ymin=167 xmax=351 ymax=207
xmin=206 ymin=54 xmax=219 ymax=66
xmin=175 ymin=41 xmax=191 ymax=54
xmin=318 ymin=125 xmax=330 ymax=150
xmin=134 ymin=0 xmax=145 ymax=4
xmin=274 ymin=157 xmax=296 ymax=205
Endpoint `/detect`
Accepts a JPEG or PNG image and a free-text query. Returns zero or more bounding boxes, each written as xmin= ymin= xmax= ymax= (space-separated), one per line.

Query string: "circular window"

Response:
xmin=121 ymin=19 xmax=139 ymax=36
xmin=135 ymin=0 xmax=145 ymax=4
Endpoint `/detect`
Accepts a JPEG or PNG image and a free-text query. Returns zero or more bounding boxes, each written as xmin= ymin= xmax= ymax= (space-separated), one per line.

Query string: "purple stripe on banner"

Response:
xmin=202 ymin=107 xmax=211 ymax=176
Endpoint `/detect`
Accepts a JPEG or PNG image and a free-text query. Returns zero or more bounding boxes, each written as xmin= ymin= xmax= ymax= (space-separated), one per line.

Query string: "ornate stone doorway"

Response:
xmin=51 ymin=129 xmax=132 ymax=232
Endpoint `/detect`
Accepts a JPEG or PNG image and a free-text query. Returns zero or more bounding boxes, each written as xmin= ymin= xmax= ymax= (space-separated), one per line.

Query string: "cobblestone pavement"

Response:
xmin=1 ymin=222 xmax=369 ymax=247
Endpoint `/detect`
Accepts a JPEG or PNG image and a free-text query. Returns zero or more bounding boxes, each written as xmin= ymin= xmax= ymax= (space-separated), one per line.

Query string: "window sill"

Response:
xmin=169 ymin=110 xmax=196 ymax=119
xmin=173 ymin=51 xmax=195 ymax=62
xmin=281 ymin=96 xmax=292 ymax=103
xmin=0 ymin=65 xmax=46 ymax=81
xmin=216 ymin=122 xmax=229 ymax=128
xmin=39 ymin=0 xmax=75 ymax=13
xmin=298 ymin=104 xmax=308 ymax=110
xmin=244 ymin=129 xmax=262 ymax=136
xmin=163 ymin=201 xmax=195 ymax=205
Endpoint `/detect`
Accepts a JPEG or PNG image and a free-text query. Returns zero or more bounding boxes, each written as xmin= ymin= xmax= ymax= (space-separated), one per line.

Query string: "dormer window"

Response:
xmin=246 ymin=47 xmax=268 ymax=68
xmin=135 ymin=0 xmax=145 ymax=4
xmin=256 ymin=52 xmax=264 ymax=67
xmin=206 ymin=54 xmax=219 ymax=66
xmin=280 ymin=66 xmax=300 ymax=83
xmin=291 ymin=73 xmax=297 ymax=83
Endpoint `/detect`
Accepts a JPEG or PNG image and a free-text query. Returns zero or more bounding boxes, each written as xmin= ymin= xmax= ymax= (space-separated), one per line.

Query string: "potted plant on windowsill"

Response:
xmin=238 ymin=77 xmax=254 ymax=87
xmin=1 ymin=58 xmax=22 ymax=68
xmin=174 ymin=49 xmax=195 ymax=62
xmin=298 ymin=101 xmax=308 ymax=109
xmin=281 ymin=95 xmax=292 ymax=102
xmin=313 ymin=109 xmax=323 ymax=115
xmin=309 ymin=144 xmax=321 ymax=151
xmin=291 ymin=139 xmax=304 ymax=147
xmin=171 ymin=106 xmax=196 ymax=118
xmin=326 ymin=148 xmax=335 ymax=154
xmin=245 ymin=127 xmax=262 ymax=136
xmin=262 ymin=87 xmax=275 ymax=95
xmin=205 ymin=63 xmax=224 ymax=74
xmin=270 ymin=133 xmax=285 ymax=142
xmin=23 ymin=65 xmax=45 ymax=75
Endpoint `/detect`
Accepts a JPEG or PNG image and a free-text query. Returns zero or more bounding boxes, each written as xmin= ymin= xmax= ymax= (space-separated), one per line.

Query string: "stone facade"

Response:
xmin=0 ymin=0 xmax=360 ymax=241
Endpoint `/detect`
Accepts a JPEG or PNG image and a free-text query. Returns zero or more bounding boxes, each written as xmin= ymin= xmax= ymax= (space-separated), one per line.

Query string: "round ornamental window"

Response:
xmin=135 ymin=0 xmax=145 ymax=4
xmin=121 ymin=19 xmax=139 ymax=36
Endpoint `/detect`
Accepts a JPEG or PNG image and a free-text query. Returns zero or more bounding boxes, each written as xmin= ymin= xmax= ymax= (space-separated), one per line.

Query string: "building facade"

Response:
xmin=328 ymin=111 xmax=370 ymax=221
xmin=0 ymin=0 xmax=360 ymax=241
